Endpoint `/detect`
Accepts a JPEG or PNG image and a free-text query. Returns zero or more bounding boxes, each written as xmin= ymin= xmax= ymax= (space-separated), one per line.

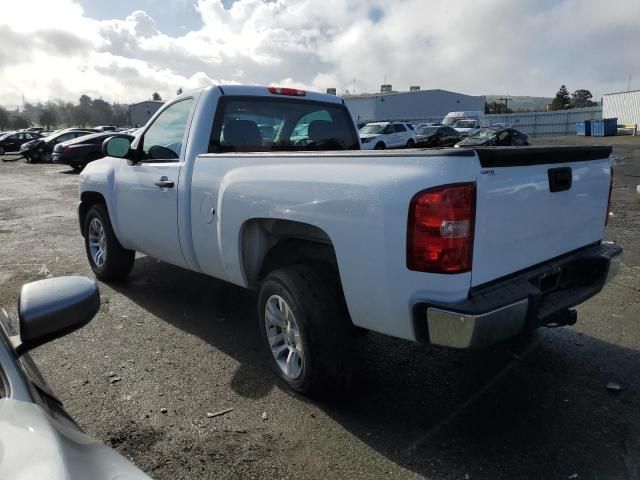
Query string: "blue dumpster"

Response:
xmin=576 ymin=121 xmax=591 ymax=136
xmin=592 ymin=118 xmax=617 ymax=136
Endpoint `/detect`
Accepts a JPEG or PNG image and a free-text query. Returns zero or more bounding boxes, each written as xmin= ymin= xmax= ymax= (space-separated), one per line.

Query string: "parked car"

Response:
xmin=0 ymin=276 xmax=151 ymax=479
xmin=455 ymin=127 xmax=530 ymax=147
xmin=25 ymin=126 xmax=45 ymax=134
xmin=360 ymin=121 xmax=415 ymax=149
xmin=451 ymin=118 xmax=481 ymax=137
xmin=77 ymin=85 xmax=621 ymax=399
xmin=0 ymin=131 xmax=42 ymax=155
xmin=94 ymin=125 xmax=118 ymax=132
xmin=52 ymin=132 xmax=134 ymax=170
xmin=20 ymin=128 xmax=95 ymax=162
xmin=414 ymin=124 xmax=460 ymax=147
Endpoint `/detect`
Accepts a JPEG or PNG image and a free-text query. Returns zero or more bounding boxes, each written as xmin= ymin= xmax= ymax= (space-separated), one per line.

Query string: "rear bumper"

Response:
xmin=419 ymin=242 xmax=622 ymax=349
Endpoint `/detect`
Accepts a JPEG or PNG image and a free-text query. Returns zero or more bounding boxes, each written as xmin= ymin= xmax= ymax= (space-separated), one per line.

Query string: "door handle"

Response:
xmin=154 ymin=176 xmax=174 ymax=188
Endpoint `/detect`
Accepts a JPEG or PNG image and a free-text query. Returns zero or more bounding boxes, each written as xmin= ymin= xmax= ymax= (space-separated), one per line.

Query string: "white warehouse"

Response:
xmin=603 ymin=90 xmax=640 ymax=130
xmin=342 ymin=88 xmax=486 ymax=123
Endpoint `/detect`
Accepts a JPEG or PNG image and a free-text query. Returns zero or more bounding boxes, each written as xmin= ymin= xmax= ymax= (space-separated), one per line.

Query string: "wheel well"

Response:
xmin=240 ymin=219 xmax=338 ymax=286
xmin=79 ymin=191 xmax=106 ymax=236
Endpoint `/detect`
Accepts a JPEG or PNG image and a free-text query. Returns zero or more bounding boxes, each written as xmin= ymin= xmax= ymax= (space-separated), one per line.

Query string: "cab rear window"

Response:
xmin=209 ymin=96 xmax=359 ymax=152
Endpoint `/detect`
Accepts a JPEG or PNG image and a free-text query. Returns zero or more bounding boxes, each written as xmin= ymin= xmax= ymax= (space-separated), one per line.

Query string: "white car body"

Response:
xmin=360 ymin=121 xmax=415 ymax=149
xmin=79 ymin=85 xmax=619 ymax=349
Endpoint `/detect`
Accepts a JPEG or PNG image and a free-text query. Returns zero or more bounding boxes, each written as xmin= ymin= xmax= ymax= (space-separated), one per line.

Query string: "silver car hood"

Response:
xmin=0 ymin=398 xmax=150 ymax=479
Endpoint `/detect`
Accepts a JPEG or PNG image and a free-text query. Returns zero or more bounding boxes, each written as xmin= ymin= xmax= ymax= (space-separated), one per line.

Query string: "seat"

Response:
xmin=223 ymin=120 xmax=263 ymax=151
xmin=308 ymin=120 xmax=337 ymax=145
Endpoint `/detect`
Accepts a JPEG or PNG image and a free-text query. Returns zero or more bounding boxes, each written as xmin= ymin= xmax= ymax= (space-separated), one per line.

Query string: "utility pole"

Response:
xmin=497 ymin=97 xmax=512 ymax=114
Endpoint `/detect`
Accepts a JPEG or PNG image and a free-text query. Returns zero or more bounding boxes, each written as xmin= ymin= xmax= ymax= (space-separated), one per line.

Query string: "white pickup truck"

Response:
xmin=78 ymin=85 xmax=621 ymax=397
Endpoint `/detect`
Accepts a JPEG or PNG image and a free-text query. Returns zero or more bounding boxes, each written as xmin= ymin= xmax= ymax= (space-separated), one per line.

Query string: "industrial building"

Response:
xmin=128 ymin=100 xmax=164 ymax=127
xmin=603 ymin=90 xmax=640 ymax=131
xmin=342 ymin=87 xmax=486 ymax=123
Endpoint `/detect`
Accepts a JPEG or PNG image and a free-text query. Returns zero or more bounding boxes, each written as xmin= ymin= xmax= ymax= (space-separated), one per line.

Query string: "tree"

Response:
xmin=549 ymin=85 xmax=571 ymax=111
xmin=10 ymin=115 xmax=30 ymax=129
xmin=570 ymin=89 xmax=597 ymax=108
xmin=485 ymin=101 xmax=513 ymax=114
xmin=0 ymin=106 xmax=9 ymax=130
xmin=39 ymin=103 xmax=57 ymax=129
xmin=152 ymin=92 xmax=162 ymax=101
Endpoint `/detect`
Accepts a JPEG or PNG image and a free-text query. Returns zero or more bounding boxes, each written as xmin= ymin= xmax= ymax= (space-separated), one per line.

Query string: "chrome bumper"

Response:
xmin=427 ymin=300 xmax=529 ymax=349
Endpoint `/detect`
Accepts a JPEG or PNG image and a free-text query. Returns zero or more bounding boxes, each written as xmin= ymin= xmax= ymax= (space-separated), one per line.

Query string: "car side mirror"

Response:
xmin=16 ymin=276 xmax=100 ymax=355
xmin=103 ymin=135 xmax=132 ymax=158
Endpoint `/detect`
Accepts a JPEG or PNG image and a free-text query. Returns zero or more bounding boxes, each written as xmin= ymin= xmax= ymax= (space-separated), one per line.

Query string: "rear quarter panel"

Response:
xmin=190 ymin=151 xmax=477 ymax=340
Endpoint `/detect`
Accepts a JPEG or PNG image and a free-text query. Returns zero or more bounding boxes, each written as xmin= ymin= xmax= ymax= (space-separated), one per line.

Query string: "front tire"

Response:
xmin=406 ymin=139 xmax=415 ymax=148
xmin=258 ymin=264 xmax=355 ymax=398
xmin=84 ymin=204 xmax=135 ymax=281
xmin=0 ymin=146 xmax=5 ymax=155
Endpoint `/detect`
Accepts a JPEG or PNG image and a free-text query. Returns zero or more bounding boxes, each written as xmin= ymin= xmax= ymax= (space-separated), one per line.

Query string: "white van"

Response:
xmin=442 ymin=111 xmax=487 ymax=127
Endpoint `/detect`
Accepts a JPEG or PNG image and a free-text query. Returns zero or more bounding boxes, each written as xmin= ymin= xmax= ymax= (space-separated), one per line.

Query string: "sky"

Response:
xmin=1 ymin=0 xmax=639 ymax=106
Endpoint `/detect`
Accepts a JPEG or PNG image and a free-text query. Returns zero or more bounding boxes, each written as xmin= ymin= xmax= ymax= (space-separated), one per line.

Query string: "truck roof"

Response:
xmin=183 ymin=85 xmax=345 ymax=105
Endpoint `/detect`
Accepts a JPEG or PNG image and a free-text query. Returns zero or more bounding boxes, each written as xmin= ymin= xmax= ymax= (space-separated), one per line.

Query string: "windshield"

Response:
xmin=453 ymin=120 xmax=477 ymax=128
xmin=360 ymin=124 xmax=387 ymax=135
xmin=459 ymin=128 xmax=497 ymax=144
xmin=416 ymin=126 xmax=439 ymax=135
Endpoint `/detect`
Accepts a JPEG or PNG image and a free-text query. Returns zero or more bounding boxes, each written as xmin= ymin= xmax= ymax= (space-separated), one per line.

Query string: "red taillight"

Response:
xmin=63 ymin=146 xmax=72 ymax=154
xmin=268 ymin=86 xmax=306 ymax=96
xmin=407 ymin=183 xmax=476 ymax=273
xmin=605 ymin=166 xmax=613 ymax=225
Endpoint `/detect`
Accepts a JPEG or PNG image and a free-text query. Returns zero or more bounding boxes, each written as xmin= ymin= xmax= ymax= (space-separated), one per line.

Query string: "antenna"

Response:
xmin=628 ymin=74 xmax=632 ymax=92
xmin=353 ymin=77 xmax=356 ymax=95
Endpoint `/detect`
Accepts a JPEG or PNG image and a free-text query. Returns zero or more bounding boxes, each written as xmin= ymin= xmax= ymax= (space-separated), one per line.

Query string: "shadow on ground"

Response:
xmin=112 ymin=257 xmax=640 ymax=479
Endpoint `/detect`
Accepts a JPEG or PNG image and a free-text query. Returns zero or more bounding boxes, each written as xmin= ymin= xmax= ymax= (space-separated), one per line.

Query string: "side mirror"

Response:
xmin=103 ymin=135 xmax=132 ymax=158
xmin=16 ymin=276 xmax=100 ymax=355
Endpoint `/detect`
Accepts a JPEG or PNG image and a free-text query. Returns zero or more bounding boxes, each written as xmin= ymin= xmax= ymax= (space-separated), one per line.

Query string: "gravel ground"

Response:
xmin=1 ymin=136 xmax=639 ymax=480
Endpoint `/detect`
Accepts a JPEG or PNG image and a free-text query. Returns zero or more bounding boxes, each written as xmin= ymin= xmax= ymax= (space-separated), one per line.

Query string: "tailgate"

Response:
xmin=471 ymin=146 xmax=612 ymax=286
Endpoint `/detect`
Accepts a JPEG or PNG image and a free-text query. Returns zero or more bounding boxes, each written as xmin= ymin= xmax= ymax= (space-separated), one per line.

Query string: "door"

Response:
xmin=3 ymin=134 xmax=19 ymax=152
xmin=115 ymin=98 xmax=195 ymax=267
xmin=393 ymin=123 xmax=408 ymax=147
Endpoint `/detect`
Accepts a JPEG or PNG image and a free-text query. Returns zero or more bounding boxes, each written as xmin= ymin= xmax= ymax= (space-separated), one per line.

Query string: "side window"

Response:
xmin=394 ymin=124 xmax=406 ymax=133
xmin=56 ymin=133 xmax=73 ymax=143
xmin=406 ymin=124 xmax=415 ymax=131
xmin=383 ymin=125 xmax=394 ymax=134
xmin=142 ymin=98 xmax=194 ymax=161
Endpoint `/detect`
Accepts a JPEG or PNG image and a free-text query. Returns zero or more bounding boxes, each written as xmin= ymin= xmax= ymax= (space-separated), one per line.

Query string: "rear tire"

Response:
xmin=374 ymin=142 xmax=385 ymax=150
xmin=84 ymin=204 xmax=135 ymax=281
xmin=407 ymin=139 xmax=415 ymax=148
xmin=258 ymin=264 xmax=355 ymax=398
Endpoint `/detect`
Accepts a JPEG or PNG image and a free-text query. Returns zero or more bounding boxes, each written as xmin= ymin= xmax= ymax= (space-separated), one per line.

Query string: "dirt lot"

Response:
xmin=1 ymin=136 xmax=639 ymax=480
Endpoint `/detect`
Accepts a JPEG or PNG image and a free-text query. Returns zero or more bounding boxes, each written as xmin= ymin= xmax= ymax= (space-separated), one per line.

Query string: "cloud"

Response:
xmin=0 ymin=0 xmax=639 ymax=106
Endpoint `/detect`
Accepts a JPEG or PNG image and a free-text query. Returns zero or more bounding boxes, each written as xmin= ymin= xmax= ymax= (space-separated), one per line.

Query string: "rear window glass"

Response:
xmin=210 ymin=97 xmax=359 ymax=152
